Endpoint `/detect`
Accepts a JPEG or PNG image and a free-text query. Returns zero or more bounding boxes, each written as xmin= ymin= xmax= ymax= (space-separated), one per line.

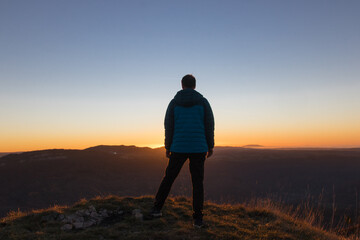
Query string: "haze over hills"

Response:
xmin=1 ymin=145 xmax=360 ymax=233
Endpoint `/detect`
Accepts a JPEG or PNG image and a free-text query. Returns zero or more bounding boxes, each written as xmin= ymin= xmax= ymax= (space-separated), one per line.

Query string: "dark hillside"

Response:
xmin=0 ymin=195 xmax=343 ymax=240
xmin=1 ymin=145 xmax=360 ymax=233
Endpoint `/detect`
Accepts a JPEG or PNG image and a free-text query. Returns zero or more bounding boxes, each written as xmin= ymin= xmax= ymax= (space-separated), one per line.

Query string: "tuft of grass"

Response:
xmin=0 ymin=195 xmax=346 ymax=240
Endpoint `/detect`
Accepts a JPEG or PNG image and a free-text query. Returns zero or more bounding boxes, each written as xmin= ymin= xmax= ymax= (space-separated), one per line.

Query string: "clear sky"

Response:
xmin=1 ymin=0 xmax=360 ymax=151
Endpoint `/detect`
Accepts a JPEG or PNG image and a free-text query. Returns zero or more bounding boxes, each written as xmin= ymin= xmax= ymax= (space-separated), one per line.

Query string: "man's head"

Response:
xmin=181 ymin=74 xmax=196 ymax=89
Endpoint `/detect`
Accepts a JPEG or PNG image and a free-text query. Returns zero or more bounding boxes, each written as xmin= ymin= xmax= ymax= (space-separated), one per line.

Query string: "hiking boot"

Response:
xmin=193 ymin=218 xmax=204 ymax=228
xmin=149 ymin=208 xmax=162 ymax=218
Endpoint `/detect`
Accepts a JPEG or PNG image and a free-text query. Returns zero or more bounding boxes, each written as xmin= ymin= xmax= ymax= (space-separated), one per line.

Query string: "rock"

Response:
xmin=65 ymin=214 xmax=78 ymax=223
xmin=99 ymin=209 xmax=109 ymax=218
xmin=75 ymin=216 xmax=84 ymax=223
xmin=115 ymin=207 xmax=124 ymax=215
xmin=134 ymin=212 xmax=143 ymax=220
xmin=132 ymin=209 xmax=143 ymax=221
xmin=83 ymin=219 xmax=96 ymax=228
xmin=76 ymin=209 xmax=87 ymax=216
xmin=57 ymin=214 xmax=65 ymax=221
xmin=61 ymin=218 xmax=70 ymax=223
xmin=61 ymin=224 xmax=73 ymax=231
xmin=89 ymin=205 xmax=96 ymax=212
xmin=73 ymin=221 xmax=84 ymax=229
xmin=59 ymin=205 xmax=125 ymax=230
xmin=90 ymin=211 xmax=100 ymax=218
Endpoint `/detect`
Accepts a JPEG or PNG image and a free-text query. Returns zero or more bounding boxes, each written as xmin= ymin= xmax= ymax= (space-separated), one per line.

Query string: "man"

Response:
xmin=151 ymin=74 xmax=215 ymax=228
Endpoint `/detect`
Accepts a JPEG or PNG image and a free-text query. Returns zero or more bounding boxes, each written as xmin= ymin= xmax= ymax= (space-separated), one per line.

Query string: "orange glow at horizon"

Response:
xmin=0 ymin=130 xmax=164 ymax=152
xmin=1 ymin=127 xmax=360 ymax=152
xmin=1 ymin=104 xmax=360 ymax=152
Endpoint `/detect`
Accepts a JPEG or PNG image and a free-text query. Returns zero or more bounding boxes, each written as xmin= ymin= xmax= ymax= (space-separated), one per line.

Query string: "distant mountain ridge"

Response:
xmin=241 ymin=144 xmax=264 ymax=148
xmin=0 ymin=152 xmax=21 ymax=158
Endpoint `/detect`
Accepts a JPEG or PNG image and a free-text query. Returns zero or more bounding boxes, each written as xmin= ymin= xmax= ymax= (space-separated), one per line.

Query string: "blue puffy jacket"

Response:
xmin=165 ymin=88 xmax=214 ymax=153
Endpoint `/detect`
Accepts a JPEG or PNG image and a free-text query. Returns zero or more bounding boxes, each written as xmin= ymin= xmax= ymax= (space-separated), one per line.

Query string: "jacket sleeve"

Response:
xmin=164 ymin=100 xmax=175 ymax=150
xmin=203 ymin=98 xmax=215 ymax=149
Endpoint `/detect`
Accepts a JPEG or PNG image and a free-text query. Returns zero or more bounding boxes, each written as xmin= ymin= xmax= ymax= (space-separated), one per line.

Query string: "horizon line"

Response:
xmin=1 ymin=144 xmax=360 ymax=153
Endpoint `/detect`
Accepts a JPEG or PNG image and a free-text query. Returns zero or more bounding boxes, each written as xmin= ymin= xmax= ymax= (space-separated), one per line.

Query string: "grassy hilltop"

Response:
xmin=0 ymin=195 xmax=344 ymax=240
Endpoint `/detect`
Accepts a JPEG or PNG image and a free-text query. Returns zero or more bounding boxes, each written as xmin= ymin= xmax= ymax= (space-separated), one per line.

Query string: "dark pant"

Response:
xmin=154 ymin=152 xmax=206 ymax=219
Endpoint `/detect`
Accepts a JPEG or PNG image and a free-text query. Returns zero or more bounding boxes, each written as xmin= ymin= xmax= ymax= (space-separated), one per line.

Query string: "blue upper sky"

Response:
xmin=1 ymin=0 xmax=360 ymax=150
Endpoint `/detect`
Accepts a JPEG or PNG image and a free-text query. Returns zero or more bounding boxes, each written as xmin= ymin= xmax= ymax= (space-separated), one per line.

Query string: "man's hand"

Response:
xmin=207 ymin=148 xmax=213 ymax=158
xmin=166 ymin=150 xmax=171 ymax=158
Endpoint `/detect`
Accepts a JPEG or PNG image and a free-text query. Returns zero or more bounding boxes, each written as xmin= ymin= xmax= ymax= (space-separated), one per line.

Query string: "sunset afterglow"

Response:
xmin=1 ymin=1 xmax=360 ymax=152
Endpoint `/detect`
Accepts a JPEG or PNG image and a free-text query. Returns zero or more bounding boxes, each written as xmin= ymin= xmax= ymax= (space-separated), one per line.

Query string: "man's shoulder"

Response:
xmin=169 ymin=99 xmax=177 ymax=106
xmin=201 ymin=97 xmax=211 ymax=106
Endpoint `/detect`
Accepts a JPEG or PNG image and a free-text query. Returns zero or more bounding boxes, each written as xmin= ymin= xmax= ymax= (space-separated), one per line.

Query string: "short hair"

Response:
xmin=181 ymin=74 xmax=196 ymax=88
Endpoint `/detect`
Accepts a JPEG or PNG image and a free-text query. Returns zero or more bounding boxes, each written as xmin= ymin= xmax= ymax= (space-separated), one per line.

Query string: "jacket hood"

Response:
xmin=173 ymin=89 xmax=204 ymax=107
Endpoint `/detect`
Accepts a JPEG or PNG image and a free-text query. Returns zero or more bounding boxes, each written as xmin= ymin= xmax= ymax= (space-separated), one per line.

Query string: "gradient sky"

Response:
xmin=1 ymin=0 xmax=360 ymax=151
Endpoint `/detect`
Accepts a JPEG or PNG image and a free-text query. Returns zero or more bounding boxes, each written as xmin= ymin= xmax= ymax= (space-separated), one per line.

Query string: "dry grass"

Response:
xmin=244 ymin=196 xmax=360 ymax=239
xmin=0 ymin=195 xmax=347 ymax=240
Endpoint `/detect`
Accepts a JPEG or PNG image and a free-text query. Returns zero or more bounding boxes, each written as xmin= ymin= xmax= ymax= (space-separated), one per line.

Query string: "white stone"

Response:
xmin=90 ymin=211 xmax=99 ymax=218
xmin=89 ymin=205 xmax=96 ymax=212
xmin=83 ymin=220 xmax=96 ymax=228
xmin=100 ymin=210 xmax=108 ymax=218
xmin=66 ymin=214 xmax=77 ymax=222
xmin=76 ymin=209 xmax=86 ymax=216
xmin=132 ymin=209 xmax=143 ymax=221
xmin=61 ymin=218 xmax=69 ymax=223
xmin=134 ymin=212 xmax=143 ymax=220
xmin=73 ymin=221 xmax=84 ymax=229
xmin=61 ymin=224 xmax=73 ymax=231
xmin=75 ymin=216 xmax=84 ymax=222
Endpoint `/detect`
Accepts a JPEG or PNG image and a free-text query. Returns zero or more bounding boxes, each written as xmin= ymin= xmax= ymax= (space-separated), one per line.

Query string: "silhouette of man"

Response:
xmin=151 ymin=74 xmax=215 ymax=228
